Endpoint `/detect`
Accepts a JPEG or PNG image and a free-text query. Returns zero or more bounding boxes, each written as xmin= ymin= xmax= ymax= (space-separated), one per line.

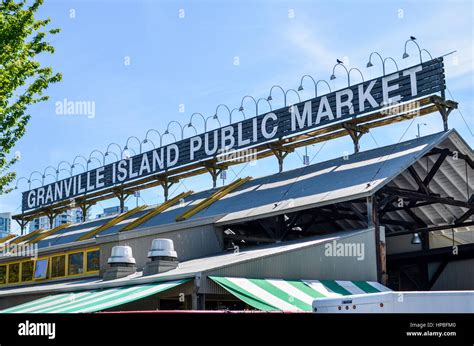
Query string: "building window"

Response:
xmin=21 ymin=261 xmax=34 ymax=282
xmin=51 ymin=255 xmax=66 ymax=278
xmin=8 ymin=263 xmax=20 ymax=283
xmin=0 ymin=265 xmax=6 ymax=284
xmin=34 ymin=259 xmax=49 ymax=280
xmin=68 ymin=252 xmax=84 ymax=275
xmin=86 ymin=250 xmax=100 ymax=272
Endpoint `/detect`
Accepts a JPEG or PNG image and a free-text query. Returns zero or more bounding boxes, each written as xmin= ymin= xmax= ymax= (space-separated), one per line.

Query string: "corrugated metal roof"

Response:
xmin=32 ymin=129 xmax=472 ymax=247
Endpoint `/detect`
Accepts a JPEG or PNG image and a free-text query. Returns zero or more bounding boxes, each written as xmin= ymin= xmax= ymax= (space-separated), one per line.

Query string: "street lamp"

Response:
xmin=106 ymin=143 xmax=124 ymax=161
xmin=14 ymin=177 xmax=30 ymax=190
xmin=257 ymin=97 xmax=273 ymax=113
xmin=145 ymin=129 xmax=163 ymax=147
xmin=165 ymin=120 xmax=185 ymax=140
xmin=417 ymin=123 xmax=427 ymax=138
xmin=348 ymin=68 xmax=365 ymax=83
xmin=285 ymin=89 xmax=301 ymax=105
xmin=89 ymin=150 xmax=106 ymax=165
xmin=298 ymin=75 xmax=332 ymax=97
xmin=403 ymin=37 xmax=422 ymax=64
xmin=214 ymin=104 xmax=232 ymax=125
xmin=57 ymin=160 xmax=73 ymax=176
xmin=267 ymin=85 xmax=286 ymax=106
xmin=124 ymin=136 xmax=142 ymax=154
xmin=189 ymin=112 xmax=207 ymax=131
xmin=330 ymin=61 xmax=350 ymax=87
xmin=72 ymin=155 xmax=89 ymax=170
xmin=205 ymin=115 xmax=221 ymax=130
xmin=366 ymin=51 xmax=385 ymax=75
xmin=239 ymin=95 xmax=258 ymax=116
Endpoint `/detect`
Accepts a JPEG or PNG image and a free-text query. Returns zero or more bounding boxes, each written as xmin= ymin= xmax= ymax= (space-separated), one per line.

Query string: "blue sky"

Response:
xmin=1 ymin=0 xmax=473 ymax=233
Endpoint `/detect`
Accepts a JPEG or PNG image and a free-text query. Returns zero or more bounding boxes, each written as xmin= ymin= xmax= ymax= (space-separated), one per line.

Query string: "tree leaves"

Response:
xmin=0 ymin=0 xmax=62 ymax=195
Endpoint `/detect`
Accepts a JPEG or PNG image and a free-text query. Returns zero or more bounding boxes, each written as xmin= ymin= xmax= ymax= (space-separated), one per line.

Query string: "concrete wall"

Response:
xmin=99 ymin=224 xmax=223 ymax=274
xmin=430 ymin=259 xmax=474 ymax=290
xmin=200 ymin=229 xmax=378 ymax=294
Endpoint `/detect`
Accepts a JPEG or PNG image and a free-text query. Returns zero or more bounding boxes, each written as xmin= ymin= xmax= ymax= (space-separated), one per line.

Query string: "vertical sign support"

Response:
xmin=343 ymin=123 xmax=369 ymax=154
xmin=77 ymin=201 xmax=93 ymax=222
xmin=159 ymin=177 xmax=177 ymax=202
xmin=45 ymin=208 xmax=58 ymax=229
xmin=205 ymin=165 xmax=223 ymax=189
xmin=112 ymin=187 xmax=130 ymax=213
xmin=367 ymin=195 xmax=387 ymax=285
xmin=432 ymin=96 xmax=457 ymax=132
xmin=15 ymin=218 xmax=29 ymax=235
xmin=270 ymin=145 xmax=293 ymax=173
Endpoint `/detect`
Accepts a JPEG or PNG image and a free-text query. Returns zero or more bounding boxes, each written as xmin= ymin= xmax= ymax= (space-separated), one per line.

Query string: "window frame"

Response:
xmin=7 ymin=262 xmax=20 ymax=284
xmin=86 ymin=249 xmax=100 ymax=274
xmin=0 ymin=247 xmax=100 ymax=286
xmin=0 ymin=264 xmax=7 ymax=284
xmin=34 ymin=257 xmax=50 ymax=281
xmin=50 ymin=254 xmax=67 ymax=279
xmin=20 ymin=260 xmax=35 ymax=282
xmin=67 ymin=251 xmax=85 ymax=277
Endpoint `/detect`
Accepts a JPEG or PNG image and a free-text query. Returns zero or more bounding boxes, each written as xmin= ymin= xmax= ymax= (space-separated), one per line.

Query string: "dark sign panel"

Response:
xmin=22 ymin=58 xmax=445 ymax=211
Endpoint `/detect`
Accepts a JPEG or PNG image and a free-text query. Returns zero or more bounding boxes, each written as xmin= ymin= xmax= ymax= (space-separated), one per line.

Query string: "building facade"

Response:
xmin=0 ymin=213 xmax=11 ymax=238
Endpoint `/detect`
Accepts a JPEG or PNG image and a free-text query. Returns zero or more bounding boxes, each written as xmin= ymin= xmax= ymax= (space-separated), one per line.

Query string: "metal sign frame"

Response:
xmin=18 ymin=58 xmax=447 ymax=218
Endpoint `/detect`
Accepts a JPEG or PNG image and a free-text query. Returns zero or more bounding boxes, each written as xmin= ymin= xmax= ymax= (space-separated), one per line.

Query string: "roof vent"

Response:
xmin=144 ymin=239 xmax=179 ymax=276
xmin=108 ymin=245 xmax=136 ymax=266
xmin=103 ymin=246 xmax=137 ymax=281
xmin=148 ymin=239 xmax=178 ymax=260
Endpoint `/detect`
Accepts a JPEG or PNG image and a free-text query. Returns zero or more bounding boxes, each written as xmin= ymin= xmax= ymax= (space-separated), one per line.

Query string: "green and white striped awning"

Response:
xmin=210 ymin=276 xmax=390 ymax=312
xmin=1 ymin=279 xmax=188 ymax=314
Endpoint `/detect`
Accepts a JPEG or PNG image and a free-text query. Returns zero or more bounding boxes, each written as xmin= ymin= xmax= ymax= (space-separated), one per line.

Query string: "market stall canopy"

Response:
xmin=210 ymin=276 xmax=390 ymax=312
xmin=0 ymin=279 xmax=188 ymax=313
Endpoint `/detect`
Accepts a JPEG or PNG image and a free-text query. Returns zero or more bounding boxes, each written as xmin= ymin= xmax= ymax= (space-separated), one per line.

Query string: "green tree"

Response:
xmin=0 ymin=0 xmax=61 ymax=194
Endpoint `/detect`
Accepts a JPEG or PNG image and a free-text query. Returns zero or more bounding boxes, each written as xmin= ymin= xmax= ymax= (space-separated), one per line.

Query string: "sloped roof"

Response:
xmin=0 ymin=228 xmax=370 ymax=296
xmin=34 ymin=129 xmax=472 ymax=248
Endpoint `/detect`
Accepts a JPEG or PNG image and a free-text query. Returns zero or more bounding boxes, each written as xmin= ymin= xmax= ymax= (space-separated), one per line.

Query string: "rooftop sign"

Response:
xmin=22 ymin=58 xmax=445 ymax=212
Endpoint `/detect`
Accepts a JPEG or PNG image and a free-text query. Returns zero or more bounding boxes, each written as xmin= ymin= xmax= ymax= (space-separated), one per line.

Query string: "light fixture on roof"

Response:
xmin=144 ymin=239 xmax=179 ymax=276
xmin=411 ymin=232 xmax=422 ymax=245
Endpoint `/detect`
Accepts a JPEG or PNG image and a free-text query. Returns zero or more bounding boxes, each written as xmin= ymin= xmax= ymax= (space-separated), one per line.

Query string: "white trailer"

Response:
xmin=312 ymin=291 xmax=474 ymax=313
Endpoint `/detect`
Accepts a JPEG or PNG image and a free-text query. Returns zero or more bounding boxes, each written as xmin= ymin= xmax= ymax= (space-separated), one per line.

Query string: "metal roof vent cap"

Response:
xmin=108 ymin=245 xmax=136 ymax=266
xmin=144 ymin=239 xmax=179 ymax=276
xmin=103 ymin=246 xmax=137 ymax=281
xmin=148 ymin=239 xmax=177 ymax=260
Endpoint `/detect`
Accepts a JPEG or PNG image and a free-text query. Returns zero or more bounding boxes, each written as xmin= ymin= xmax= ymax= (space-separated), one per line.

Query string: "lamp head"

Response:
xmin=411 ymin=232 xmax=422 ymax=244
xmin=297 ymin=85 xmax=304 ymax=91
xmin=402 ymin=52 xmax=409 ymax=59
xmin=366 ymin=61 xmax=373 ymax=68
xmin=330 ymin=74 xmax=336 ymax=80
